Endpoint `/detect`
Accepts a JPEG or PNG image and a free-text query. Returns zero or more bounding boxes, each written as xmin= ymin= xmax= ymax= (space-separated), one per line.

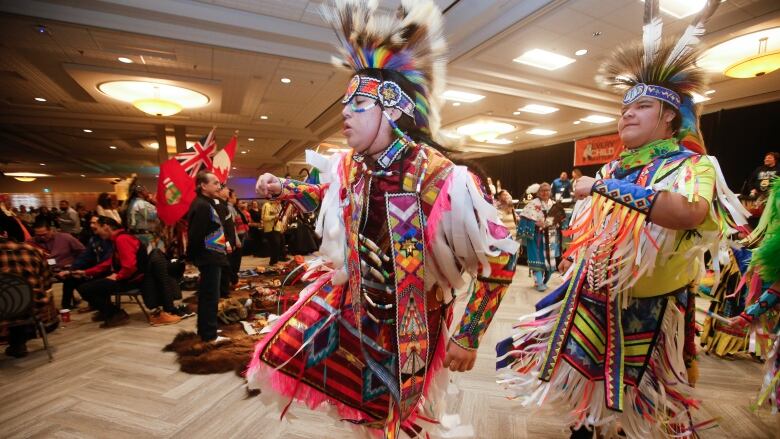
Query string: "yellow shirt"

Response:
xmin=631 ymin=155 xmax=717 ymax=297
xmin=261 ymin=202 xmax=282 ymax=233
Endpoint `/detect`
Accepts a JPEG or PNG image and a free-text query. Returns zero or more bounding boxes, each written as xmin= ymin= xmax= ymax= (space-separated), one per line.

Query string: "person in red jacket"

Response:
xmin=73 ymin=216 xmax=146 ymax=328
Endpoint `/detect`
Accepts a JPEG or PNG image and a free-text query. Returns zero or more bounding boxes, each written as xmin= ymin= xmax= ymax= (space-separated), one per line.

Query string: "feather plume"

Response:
xmin=642 ymin=0 xmax=662 ymax=70
xmin=321 ymin=0 xmax=447 ymax=138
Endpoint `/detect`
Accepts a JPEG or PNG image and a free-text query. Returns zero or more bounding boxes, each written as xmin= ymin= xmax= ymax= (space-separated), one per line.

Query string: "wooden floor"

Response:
xmin=1 ymin=257 xmax=777 ymax=438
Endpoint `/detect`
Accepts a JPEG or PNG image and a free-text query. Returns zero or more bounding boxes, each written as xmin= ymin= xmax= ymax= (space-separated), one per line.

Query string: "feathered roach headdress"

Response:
xmin=598 ymin=0 xmax=721 ymax=154
xmin=322 ymin=0 xmax=447 ymax=139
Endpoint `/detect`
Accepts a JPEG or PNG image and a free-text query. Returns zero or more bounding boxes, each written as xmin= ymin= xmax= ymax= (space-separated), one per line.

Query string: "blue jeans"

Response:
xmin=196 ymin=264 xmax=222 ymax=342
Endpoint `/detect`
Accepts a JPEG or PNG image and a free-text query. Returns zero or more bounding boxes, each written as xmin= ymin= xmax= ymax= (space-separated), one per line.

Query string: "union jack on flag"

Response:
xmin=175 ymin=128 xmax=217 ymax=178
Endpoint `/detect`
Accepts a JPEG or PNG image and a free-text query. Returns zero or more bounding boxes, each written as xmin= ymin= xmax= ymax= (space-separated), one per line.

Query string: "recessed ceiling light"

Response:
xmin=452 ymin=102 xmax=461 ymax=107
xmin=280 ymin=77 xmax=291 ymax=84
xmin=80 ymin=174 xmax=86 ymax=177
xmin=117 ymin=57 xmax=133 ymax=64
xmin=704 ymin=89 xmax=716 ymax=95
xmin=641 ymin=0 xmax=707 ymax=19
xmin=575 ymin=49 xmax=588 ymax=56
xmin=248 ymin=138 xmax=255 ymax=142
xmin=513 ymin=49 xmax=576 ymax=71
xmin=241 ymin=150 xmax=247 ymax=154
xmin=232 ymin=167 xmax=237 ymax=170
xmin=39 ymin=163 xmax=46 ymax=166
xmin=83 ymin=129 xmax=92 ymax=133
xmin=527 ymin=128 xmax=557 ymax=136
xmin=580 ymin=115 xmax=615 ymax=124
xmin=691 ymin=92 xmax=711 ymax=104
xmin=34 ymin=97 xmax=47 ymax=102
xmin=109 ymin=145 xmax=117 ymax=149
xmin=573 ymin=120 xmax=582 ymax=125
xmin=518 ymin=104 xmax=559 ymax=114
xmin=442 ymin=90 xmax=485 ymax=103
xmin=512 ymin=111 xmax=521 ymax=115
xmin=260 ymin=115 xmax=269 ymax=120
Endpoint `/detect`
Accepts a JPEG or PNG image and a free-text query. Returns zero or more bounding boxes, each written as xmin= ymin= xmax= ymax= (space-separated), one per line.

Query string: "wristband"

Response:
xmin=591 ymin=178 xmax=657 ymax=215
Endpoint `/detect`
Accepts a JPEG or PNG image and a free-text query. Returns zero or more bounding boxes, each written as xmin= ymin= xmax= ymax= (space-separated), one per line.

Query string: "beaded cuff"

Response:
xmin=591 ymin=178 xmax=657 ymax=215
xmin=742 ymin=288 xmax=780 ymax=320
xmin=275 ymin=178 xmax=322 ymax=213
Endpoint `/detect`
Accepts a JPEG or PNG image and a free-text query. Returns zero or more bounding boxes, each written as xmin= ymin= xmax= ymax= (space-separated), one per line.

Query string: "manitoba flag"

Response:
xmin=156 ymin=157 xmax=196 ymax=226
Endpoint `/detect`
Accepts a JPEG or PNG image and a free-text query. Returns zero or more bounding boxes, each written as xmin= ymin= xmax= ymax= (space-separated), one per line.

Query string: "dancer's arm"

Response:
xmin=256 ymin=173 xmax=323 ymax=213
xmin=728 ymin=282 xmax=780 ymax=327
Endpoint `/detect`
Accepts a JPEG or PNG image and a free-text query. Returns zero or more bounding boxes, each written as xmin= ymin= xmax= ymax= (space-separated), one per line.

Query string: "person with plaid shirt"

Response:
xmin=0 ymin=213 xmax=58 ymax=358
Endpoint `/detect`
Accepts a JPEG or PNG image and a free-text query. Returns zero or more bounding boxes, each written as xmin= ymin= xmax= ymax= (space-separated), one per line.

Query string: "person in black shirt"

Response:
xmin=186 ymin=171 xmax=229 ymax=343
xmin=743 ymin=152 xmax=780 ymax=199
xmin=215 ymin=185 xmax=238 ymax=298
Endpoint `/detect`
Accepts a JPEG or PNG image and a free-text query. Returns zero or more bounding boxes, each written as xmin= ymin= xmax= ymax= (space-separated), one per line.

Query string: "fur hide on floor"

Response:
xmin=163 ymin=325 xmax=263 ymax=375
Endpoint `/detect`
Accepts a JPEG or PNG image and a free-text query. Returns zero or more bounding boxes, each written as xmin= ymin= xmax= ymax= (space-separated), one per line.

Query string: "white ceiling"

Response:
xmin=0 ymin=0 xmax=778 ymax=179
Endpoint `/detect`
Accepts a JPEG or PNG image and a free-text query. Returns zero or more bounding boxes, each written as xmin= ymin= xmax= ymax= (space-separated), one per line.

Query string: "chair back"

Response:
xmin=0 ymin=273 xmax=34 ymax=321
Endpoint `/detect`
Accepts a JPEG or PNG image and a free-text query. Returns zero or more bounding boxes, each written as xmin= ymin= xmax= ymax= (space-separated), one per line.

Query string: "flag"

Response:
xmin=156 ymin=158 xmax=196 ymax=225
xmin=175 ymin=128 xmax=217 ymax=178
xmin=211 ymin=135 xmax=237 ymax=183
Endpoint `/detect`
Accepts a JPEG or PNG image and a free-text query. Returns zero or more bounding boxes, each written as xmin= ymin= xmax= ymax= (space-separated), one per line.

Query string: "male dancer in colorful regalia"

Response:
xmin=496 ymin=1 xmax=750 ymax=437
xmin=246 ymin=1 xmax=518 ymax=436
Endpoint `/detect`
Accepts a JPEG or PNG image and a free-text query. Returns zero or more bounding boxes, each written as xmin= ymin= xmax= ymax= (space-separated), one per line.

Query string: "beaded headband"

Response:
xmin=622 ymin=83 xmax=681 ymax=109
xmin=342 ymin=75 xmax=416 ymax=119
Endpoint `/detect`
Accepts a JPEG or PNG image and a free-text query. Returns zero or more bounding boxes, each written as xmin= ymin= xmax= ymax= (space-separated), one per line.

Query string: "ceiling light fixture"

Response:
xmin=5 ymin=172 xmax=52 ymax=183
xmin=442 ymin=90 xmax=485 ymax=103
xmin=725 ymin=37 xmax=780 ymax=78
xmin=512 ymin=111 xmax=521 ymax=115
xmin=573 ymin=120 xmax=582 ymax=125
xmin=527 ymin=128 xmax=557 ymax=136
xmin=452 ymin=102 xmax=461 ymax=107
xmin=39 ymin=163 xmax=46 ymax=166
xmin=700 ymin=27 xmax=780 ymax=77
xmin=248 ymin=138 xmax=255 ymax=142
xmin=514 ymin=49 xmax=576 ymax=70
xmin=98 ymin=80 xmax=209 ymax=117
xmin=485 ymin=138 xmax=513 ymax=145
xmin=456 ymin=121 xmax=515 ymax=143
xmin=109 ymin=145 xmax=117 ymax=149
xmin=281 ymin=77 xmax=292 ymax=84
xmin=518 ymin=104 xmax=559 ymax=114
xmin=580 ymin=115 xmax=616 ymax=124
xmin=704 ymin=89 xmax=716 ymax=95
xmin=260 ymin=115 xmax=269 ymax=120
xmin=241 ymin=150 xmax=247 ymax=154
xmin=641 ymin=0 xmax=706 ymax=20
xmin=34 ymin=97 xmax=47 ymax=102
xmin=117 ymin=57 xmax=133 ymax=64
xmin=575 ymin=49 xmax=588 ymax=56
xmin=80 ymin=174 xmax=86 ymax=177
xmin=83 ymin=129 xmax=92 ymax=133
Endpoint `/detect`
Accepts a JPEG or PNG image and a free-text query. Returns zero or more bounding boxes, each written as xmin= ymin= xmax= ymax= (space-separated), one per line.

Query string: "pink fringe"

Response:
xmin=424 ymin=174 xmax=453 ymax=247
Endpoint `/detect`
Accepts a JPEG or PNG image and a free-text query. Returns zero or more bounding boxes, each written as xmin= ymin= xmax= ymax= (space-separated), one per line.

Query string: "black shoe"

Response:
xmin=91 ymin=311 xmax=106 ymax=322
xmin=570 ymin=426 xmax=594 ymax=439
xmin=170 ymin=304 xmax=195 ymax=319
xmin=100 ymin=310 xmax=130 ymax=328
xmin=5 ymin=344 xmax=28 ymax=358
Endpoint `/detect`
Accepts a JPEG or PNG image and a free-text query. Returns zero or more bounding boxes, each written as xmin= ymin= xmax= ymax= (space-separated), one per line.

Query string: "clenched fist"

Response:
xmin=256 ymin=173 xmax=282 ymax=198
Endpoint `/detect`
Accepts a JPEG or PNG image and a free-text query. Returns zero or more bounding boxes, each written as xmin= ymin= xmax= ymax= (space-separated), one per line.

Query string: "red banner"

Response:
xmin=574 ymin=133 xmax=623 ymax=167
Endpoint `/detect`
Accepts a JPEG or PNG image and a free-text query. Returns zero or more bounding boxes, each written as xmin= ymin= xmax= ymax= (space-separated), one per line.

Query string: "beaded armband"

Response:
xmin=275 ymin=178 xmax=321 ymax=213
xmin=591 ymin=178 xmax=657 ymax=215
xmin=452 ymin=251 xmax=517 ymax=349
xmin=741 ymin=288 xmax=780 ymax=321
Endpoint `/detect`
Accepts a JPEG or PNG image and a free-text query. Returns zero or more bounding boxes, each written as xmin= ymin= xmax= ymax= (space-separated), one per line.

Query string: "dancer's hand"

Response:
xmin=256 ymin=173 xmax=282 ymax=198
xmin=444 ymin=340 xmax=477 ymax=372
xmin=725 ymin=314 xmax=751 ymax=329
xmin=574 ymin=176 xmax=596 ymax=200
xmin=558 ymin=258 xmax=572 ymax=273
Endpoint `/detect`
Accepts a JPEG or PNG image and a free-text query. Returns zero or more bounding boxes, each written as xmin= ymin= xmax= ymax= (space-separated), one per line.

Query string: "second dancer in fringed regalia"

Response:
xmin=246 ymin=1 xmax=519 ymax=436
xmin=496 ymin=1 xmax=750 ymax=437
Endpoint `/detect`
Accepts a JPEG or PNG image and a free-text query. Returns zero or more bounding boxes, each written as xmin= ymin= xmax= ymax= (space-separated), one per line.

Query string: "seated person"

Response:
xmin=30 ymin=218 xmax=85 ymax=271
xmin=0 ymin=213 xmax=58 ymax=358
xmin=56 ymin=214 xmax=113 ymax=309
xmin=73 ymin=217 xmax=146 ymax=328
